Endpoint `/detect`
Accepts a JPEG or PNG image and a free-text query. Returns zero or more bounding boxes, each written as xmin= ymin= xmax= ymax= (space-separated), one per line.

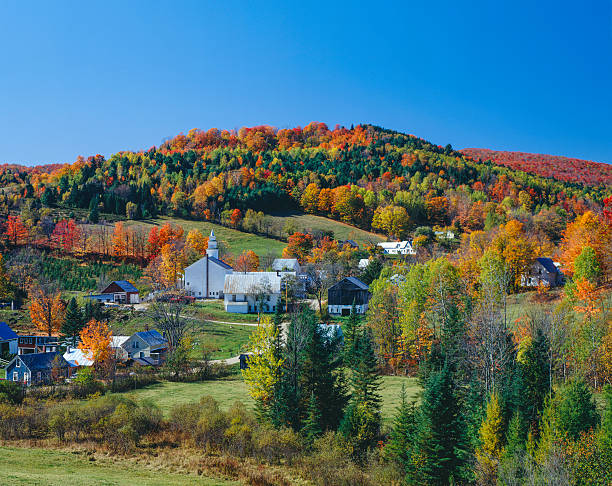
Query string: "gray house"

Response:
xmin=4 ymin=352 xmax=71 ymax=386
xmin=327 ymin=277 xmax=371 ymax=316
xmin=521 ymin=257 xmax=563 ymax=288
xmin=121 ymin=330 xmax=168 ymax=363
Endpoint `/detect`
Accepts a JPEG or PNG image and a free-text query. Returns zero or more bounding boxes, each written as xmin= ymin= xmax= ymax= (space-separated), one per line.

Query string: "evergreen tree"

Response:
xmin=302 ymin=392 xmax=322 ymax=447
xmin=343 ymin=301 xmax=361 ymax=367
xmin=504 ymin=411 xmax=525 ymax=456
xmin=386 ymin=383 xmax=418 ymax=471
xmin=88 ymin=196 xmax=100 ymax=223
xmin=360 ymin=258 xmax=383 ymax=285
xmin=61 ymin=297 xmax=84 ymax=346
xmin=301 ymin=310 xmax=347 ymax=431
xmin=555 ymin=378 xmax=599 ymax=441
xmin=340 ymin=328 xmax=382 ymax=461
xmin=520 ymin=329 xmax=551 ymax=434
xmin=410 ymin=362 xmax=468 ymax=485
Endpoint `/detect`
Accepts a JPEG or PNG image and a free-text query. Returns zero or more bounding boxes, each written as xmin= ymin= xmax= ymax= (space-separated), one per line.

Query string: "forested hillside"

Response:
xmin=0 ymin=124 xmax=609 ymax=242
xmin=461 ymin=147 xmax=612 ymax=187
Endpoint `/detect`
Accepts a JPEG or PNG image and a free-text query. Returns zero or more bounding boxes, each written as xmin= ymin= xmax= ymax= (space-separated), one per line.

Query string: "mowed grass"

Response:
xmin=0 ymin=446 xmax=239 ymax=486
xmin=187 ymin=300 xmax=260 ymax=324
xmin=267 ymin=212 xmax=385 ymax=247
xmin=126 ymin=217 xmax=286 ymax=257
xmin=115 ymin=375 xmax=420 ymax=424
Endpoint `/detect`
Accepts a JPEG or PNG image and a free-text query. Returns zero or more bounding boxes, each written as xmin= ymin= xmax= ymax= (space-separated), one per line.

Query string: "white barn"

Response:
xmin=377 ymin=240 xmax=416 ymax=255
xmin=223 ymin=272 xmax=282 ymax=314
xmin=182 ymin=230 xmax=233 ymax=299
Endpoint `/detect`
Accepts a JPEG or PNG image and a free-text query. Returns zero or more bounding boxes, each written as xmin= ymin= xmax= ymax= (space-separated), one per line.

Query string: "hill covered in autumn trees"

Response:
xmin=0 ymin=123 xmax=610 ymax=245
xmin=461 ymin=148 xmax=612 ymax=187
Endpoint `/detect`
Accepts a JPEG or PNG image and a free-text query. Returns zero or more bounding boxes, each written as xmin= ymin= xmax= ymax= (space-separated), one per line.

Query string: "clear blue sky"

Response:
xmin=1 ymin=1 xmax=611 ymax=165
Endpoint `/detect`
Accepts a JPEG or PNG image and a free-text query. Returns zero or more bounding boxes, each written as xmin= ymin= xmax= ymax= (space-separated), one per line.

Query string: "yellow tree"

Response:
xmin=242 ymin=316 xmax=284 ymax=409
xmin=300 ymin=183 xmax=320 ymax=213
xmin=185 ymin=229 xmax=208 ymax=256
xmin=160 ymin=242 xmax=187 ymax=286
xmin=371 ymin=205 xmax=410 ymax=239
xmin=490 ymin=220 xmax=535 ymax=290
xmin=79 ymin=319 xmax=113 ymax=375
xmin=475 ymin=393 xmax=504 ymax=485
xmin=29 ymin=288 xmax=65 ymax=336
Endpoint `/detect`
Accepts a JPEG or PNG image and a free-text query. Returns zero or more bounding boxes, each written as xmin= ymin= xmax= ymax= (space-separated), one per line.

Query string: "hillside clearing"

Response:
xmin=0 ymin=446 xmax=239 ymax=486
xmin=267 ymin=212 xmax=385 ymax=247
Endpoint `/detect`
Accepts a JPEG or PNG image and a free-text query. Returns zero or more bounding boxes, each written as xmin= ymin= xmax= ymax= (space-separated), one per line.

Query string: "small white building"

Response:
xmin=272 ymin=258 xmax=301 ymax=274
xmin=358 ymin=258 xmax=370 ymax=269
xmin=377 ymin=240 xmax=416 ymax=255
xmin=223 ymin=272 xmax=282 ymax=314
xmin=182 ymin=230 xmax=233 ymax=299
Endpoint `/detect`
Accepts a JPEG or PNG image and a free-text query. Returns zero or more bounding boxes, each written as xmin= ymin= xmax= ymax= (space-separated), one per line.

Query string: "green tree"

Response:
xmin=555 ymin=378 xmax=599 ymax=441
xmin=343 ymin=301 xmax=361 ymax=367
xmin=302 ymin=392 xmax=322 ymax=447
xmin=386 ymin=383 xmax=418 ymax=472
xmin=520 ymin=328 xmax=551 ymax=434
xmin=410 ymin=362 xmax=468 ymax=485
xmin=61 ymin=297 xmax=84 ymax=346
xmin=573 ymin=246 xmax=602 ymax=285
xmin=88 ymin=196 xmax=100 ymax=224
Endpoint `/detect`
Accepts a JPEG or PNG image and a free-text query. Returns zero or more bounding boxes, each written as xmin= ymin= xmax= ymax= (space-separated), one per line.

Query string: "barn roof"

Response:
xmin=133 ymin=330 xmax=167 ymax=348
xmin=343 ymin=277 xmax=370 ymax=290
xmin=0 ymin=322 xmax=18 ymax=342
xmin=103 ymin=280 xmax=138 ymax=293
xmin=224 ymin=272 xmax=282 ymax=294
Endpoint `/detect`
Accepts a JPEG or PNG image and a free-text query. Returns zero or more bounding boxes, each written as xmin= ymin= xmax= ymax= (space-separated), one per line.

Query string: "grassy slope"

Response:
xmin=116 ymin=375 xmax=420 ymax=424
xmin=267 ymin=212 xmax=385 ymax=247
xmin=126 ymin=217 xmax=286 ymax=257
xmin=0 ymin=446 xmax=238 ymax=486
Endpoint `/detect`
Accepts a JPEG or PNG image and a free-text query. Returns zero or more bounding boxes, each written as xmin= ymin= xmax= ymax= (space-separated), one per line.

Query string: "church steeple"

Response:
xmin=206 ymin=229 xmax=219 ymax=259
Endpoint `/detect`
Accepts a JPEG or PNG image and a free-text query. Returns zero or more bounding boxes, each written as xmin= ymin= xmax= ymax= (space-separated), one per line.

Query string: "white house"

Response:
xmin=121 ymin=330 xmax=168 ymax=362
xmin=182 ymin=230 xmax=233 ymax=299
xmin=223 ymin=272 xmax=282 ymax=314
xmin=377 ymin=240 xmax=416 ymax=255
xmin=358 ymin=258 xmax=370 ymax=269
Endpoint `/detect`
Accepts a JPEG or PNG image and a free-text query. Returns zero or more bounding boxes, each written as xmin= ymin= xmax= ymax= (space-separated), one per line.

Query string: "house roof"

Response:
xmin=377 ymin=240 xmax=413 ymax=250
xmin=0 ymin=322 xmax=18 ymax=342
xmin=536 ymin=257 xmax=559 ymax=274
xmin=343 ymin=277 xmax=370 ymax=290
xmin=111 ymin=336 xmax=130 ymax=348
xmin=63 ymin=348 xmax=94 ymax=367
xmin=272 ymin=258 xmax=300 ymax=271
xmin=224 ymin=272 xmax=282 ymax=294
xmin=132 ymin=330 xmax=168 ymax=348
xmin=17 ymin=352 xmax=68 ymax=371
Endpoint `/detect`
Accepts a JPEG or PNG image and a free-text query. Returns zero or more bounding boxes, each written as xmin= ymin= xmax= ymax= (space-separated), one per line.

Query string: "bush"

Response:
xmin=224 ymin=401 xmax=256 ymax=457
xmin=195 ymin=397 xmax=229 ymax=450
xmin=253 ymin=426 xmax=302 ymax=464
xmin=0 ymin=380 xmax=24 ymax=404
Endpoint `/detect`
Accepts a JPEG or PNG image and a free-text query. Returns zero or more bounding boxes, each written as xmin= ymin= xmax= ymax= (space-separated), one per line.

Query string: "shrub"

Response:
xmin=253 ymin=426 xmax=302 ymax=464
xmin=196 ymin=397 xmax=229 ymax=450
xmin=224 ymin=401 xmax=256 ymax=457
xmin=0 ymin=380 xmax=24 ymax=404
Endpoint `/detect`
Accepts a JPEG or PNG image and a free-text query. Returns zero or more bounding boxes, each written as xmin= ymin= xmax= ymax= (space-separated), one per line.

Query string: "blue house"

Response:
xmin=121 ymin=330 xmax=168 ymax=363
xmin=5 ymin=352 xmax=71 ymax=386
xmin=0 ymin=322 xmax=18 ymax=357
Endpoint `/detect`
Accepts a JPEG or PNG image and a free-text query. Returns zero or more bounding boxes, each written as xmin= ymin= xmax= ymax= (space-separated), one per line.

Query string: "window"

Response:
xmin=16 ymin=360 xmax=20 ymax=368
xmin=37 ymin=372 xmax=41 ymax=381
xmin=13 ymin=371 xmax=18 ymax=381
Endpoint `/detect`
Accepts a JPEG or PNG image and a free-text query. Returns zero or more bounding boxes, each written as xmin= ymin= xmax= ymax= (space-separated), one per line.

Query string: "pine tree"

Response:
xmin=386 ymin=383 xmax=418 ymax=471
xmin=343 ymin=301 xmax=361 ymax=367
xmin=520 ymin=328 xmax=551 ymax=434
xmin=340 ymin=328 xmax=382 ymax=461
xmin=302 ymin=392 xmax=322 ymax=447
xmin=61 ymin=297 xmax=84 ymax=346
xmin=555 ymin=378 xmax=599 ymax=441
xmin=88 ymin=196 xmax=100 ymax=224
xmin=411 ymin=362 xmax=468 ymax=486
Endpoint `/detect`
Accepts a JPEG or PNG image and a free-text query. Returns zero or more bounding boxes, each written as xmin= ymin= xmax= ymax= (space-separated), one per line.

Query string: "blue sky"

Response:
xmin=1 ymin=1 xmax=611 ymax=165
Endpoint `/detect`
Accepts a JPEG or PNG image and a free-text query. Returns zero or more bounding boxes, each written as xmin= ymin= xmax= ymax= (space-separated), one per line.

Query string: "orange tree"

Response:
xmin=29 ymin=288 xmax=65 ymax=336
xmin=79 ymin=319 xmax=113 ymax=374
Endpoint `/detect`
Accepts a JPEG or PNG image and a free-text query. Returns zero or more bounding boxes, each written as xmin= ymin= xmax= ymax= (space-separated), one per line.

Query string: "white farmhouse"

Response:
xmin=377 ymin=240 xmax=416 ymax=255
xmin=182 ymin=230 xmax=233 ymax=299
xmin=223 ymin=272 xmax=282 ymax=314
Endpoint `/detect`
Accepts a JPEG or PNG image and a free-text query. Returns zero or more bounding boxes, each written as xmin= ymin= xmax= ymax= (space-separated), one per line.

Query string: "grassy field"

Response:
xmin=187 ymin=300 xmax=260 ymax=324
xmin=267 ymin=212 xmax=385 ymax=247
xmin=109 ymin=309 xmax=254 ymax=361
xmin=116 ymin=375 xmax=420 ymax=424
xmin=126 ymin=217 xmax=286 ymax=258
xmin=0 ymin=446 xmax=238 ymax=486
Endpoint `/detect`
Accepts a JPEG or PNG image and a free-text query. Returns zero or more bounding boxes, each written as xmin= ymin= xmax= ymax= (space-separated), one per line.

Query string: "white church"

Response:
xmin=181 ymin=230 xmax=233 ymax=299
